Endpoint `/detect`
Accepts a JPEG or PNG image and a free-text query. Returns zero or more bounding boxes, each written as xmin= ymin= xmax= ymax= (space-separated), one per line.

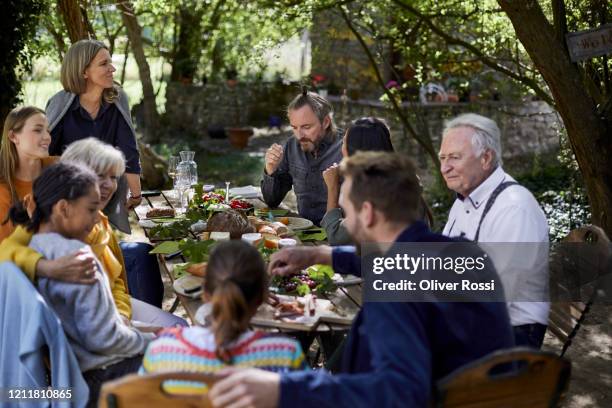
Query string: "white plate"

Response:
xmin=229 ymin=185 xmax=260 ymax=199
xmin=138 ymin=219 xmax=156 ymax=228
xmin=276 ymin=217 xmax=313 ymax=231
xmin=173 ymin=275 xmax=204 ymax=298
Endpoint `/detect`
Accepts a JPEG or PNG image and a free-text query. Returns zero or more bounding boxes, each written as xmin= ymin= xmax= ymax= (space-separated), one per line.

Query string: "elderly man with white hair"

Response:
xmin=439 ymin=113 xmax=550 ymax=348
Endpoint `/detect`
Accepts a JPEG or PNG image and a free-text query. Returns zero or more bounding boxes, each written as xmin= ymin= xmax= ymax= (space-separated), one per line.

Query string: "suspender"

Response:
xmin=473 ymin=181 xmax=519 ymax=242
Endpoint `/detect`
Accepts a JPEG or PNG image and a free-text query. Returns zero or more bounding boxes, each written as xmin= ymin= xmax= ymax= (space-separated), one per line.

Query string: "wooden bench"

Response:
xmin=548 ymin=225 xmax=611 ymax=356
xmin=434 ymin=348 xmax=571 ymax=407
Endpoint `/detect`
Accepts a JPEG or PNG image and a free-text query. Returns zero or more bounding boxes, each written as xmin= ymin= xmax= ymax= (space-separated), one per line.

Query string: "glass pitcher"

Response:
xmin=179 ymin=150 xmax=198 ymax=186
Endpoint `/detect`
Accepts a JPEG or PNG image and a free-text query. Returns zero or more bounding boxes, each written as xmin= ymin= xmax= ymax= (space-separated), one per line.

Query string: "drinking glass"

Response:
xmin=175 ymin=165 xmax=192 ymax=214
xmin=168 ymin=156 xmax=179 ymax=198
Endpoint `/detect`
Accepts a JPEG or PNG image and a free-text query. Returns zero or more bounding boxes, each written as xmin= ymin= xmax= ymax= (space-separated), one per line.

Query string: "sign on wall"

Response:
xmin=566 ymin=23 xmax=612 ymax=62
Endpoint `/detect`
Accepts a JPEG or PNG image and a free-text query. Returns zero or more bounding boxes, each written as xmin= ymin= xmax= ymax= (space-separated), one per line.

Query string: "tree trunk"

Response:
xmin=57 ymin=0 xmax=95 ymax=42
xmin=499 ymin=0 xmax=612 ymax=236
xmin=170 ymin=3 xmax=205 ymax=83
xmin=117 ymin=0 xmax=160 ymax=144
xmin=138 ymin=141 xmax=168 ymax=189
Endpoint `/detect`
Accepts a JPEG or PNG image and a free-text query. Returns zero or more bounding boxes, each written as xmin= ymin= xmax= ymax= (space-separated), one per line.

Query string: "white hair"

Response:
xmin=442 ymin=113 xmax=503 ymax=167
xmin=60 ymin=137 xmax=126 ymax=177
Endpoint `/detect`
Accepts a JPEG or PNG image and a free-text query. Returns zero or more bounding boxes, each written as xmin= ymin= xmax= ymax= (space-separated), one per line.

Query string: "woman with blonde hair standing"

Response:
xmin=46 ymin=39 xmax=141 ymax=233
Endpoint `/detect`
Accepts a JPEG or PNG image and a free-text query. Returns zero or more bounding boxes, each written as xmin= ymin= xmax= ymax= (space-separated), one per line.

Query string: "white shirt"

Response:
xmin=443 ymin=167 xmax=550 ymax=326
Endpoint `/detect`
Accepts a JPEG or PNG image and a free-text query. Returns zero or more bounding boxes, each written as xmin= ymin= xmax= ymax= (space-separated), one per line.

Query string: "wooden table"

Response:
xmin=134 ymin=189 xmax=362 ymax=333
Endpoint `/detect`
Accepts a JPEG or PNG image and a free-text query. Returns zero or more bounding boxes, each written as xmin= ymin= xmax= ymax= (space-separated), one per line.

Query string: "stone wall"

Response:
xmin=164 ymin=82 xmax=562 ymax=171
xmin=164 ymin=82 xmax=298 ymax=133
xmin=328 ymin=96 xmax=563 ymax=169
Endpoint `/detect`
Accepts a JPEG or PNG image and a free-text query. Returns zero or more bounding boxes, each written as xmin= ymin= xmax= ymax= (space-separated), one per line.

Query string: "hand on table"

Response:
xmin=265 ymin=143 xmax=284 ymax=175
xmin=268 ymin=246 xmax=332 ymax=276
xmin=209 ymin=368 xmax=280 ymax=408
xmin=36 ymin=249 xmax=97 ymax=284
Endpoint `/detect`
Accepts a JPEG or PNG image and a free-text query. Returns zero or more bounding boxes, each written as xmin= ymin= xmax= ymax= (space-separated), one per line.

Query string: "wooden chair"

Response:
xmin=548 ymin=225 xmax=611 ymax=356
xmin=98 ymin=372 xmax=218 ymax=408
xmin=433 ymin=348 xmax=571 ymax=408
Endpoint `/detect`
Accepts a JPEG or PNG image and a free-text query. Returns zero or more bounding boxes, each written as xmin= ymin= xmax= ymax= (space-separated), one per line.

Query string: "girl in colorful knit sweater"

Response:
xmin=139 ymin=240 xmax=307 ymax=393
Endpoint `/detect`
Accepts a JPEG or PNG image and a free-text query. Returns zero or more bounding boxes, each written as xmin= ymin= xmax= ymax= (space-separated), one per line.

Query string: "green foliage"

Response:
xmin=1 ymin=0 xmax=45 ymax=120
xmin=149 ymin=219 xmax=193 ymax=240
xmin=179 ymin=238 xmax=216 ymax=263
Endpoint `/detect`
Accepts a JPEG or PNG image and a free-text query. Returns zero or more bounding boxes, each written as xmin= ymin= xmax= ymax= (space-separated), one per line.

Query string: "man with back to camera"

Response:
xmin=439 ymin=113 xmax=550 ymax=348
xmin=261 ymin=88 xmax=343 ymax=225
xmin=209 ymin=152 xmax=514 ymax=408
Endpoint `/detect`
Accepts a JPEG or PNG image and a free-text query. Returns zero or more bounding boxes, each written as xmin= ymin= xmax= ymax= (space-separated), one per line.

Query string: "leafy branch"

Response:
xmin=390 ymin=0 xmax=556 ymax=107
xmin=338 ymin=4 xmax=441 ymax=169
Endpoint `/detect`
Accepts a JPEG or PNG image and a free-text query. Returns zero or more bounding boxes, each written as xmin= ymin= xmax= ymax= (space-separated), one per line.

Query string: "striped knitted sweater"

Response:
xmin=139 ymin=326 xmax=307 ymax=394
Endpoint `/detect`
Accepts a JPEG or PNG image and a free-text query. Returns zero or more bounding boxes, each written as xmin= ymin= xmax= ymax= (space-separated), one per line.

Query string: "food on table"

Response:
xmin=149 ymin=219 xmax=192 ymax=240
xmin=263 ymin=237 xmax=279 ymax=249
xmin=206 ymin=209 xmax=255 ymax=239
xmin=179 ymin=238 xmax=215 ymax=263
xmin=274 ymin=273 xmax=318 ymax=293
xmin=207 ymin=203 xmax=231 ymax=212
xmin=202 ymin=192 xmax=225 ymax=203
xmin=271 ymin=265 xmax=337 ymax=296
xmin=273 ymin=300 xmax=305 ymax=319
xmin=186 ymin=262 xmax=207 ymax=277
xmin=210 ymin=231 xmax=230 ymax=241
xmin=272 ymin=295 xmax=316 ymax=319
xmin=270 ymin=222 xmax=289 ymax=236
xmin=190 ymin=220 xmax=207 ymax=233
xmin=255 ymin=221 xmax=290 ymax=237
xmin=258 ymin=225 xmax=276 ymax=235
xmin=248 ymin=216 xmax=267 ymax=229
xmin=241 ymin=233 xmax=262 ymax=246
xmin=278 ymin=217 xmax=289 ymax=225
xmin=229 ymin=199 xmax=253 ymax=210
xmin=146 ymin=207 xmax=175 ymax=218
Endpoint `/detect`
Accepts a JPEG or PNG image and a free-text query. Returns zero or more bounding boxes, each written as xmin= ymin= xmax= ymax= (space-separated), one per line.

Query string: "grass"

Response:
xmin=21 ymin=56 xmax=168 ymax=113
xmin=196 ymin=151 xmax=264 ymax=187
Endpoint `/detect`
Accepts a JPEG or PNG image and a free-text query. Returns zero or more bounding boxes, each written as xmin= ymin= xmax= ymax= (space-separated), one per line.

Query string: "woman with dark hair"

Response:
xmin=321 ymin=117 xmax=433 ymax=245
xmin=140 ymin=240 xmax=306 ymax=394
xmin=9 ymin=162 xmax=152 ymax=407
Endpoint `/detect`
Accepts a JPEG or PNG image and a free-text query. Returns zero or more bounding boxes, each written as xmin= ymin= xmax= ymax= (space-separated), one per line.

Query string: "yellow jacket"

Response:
xmin=0 ymin=212 xmax=132 ymax=319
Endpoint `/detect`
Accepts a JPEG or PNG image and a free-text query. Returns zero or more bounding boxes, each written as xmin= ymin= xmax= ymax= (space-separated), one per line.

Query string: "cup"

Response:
xmin=241 ymin=233 xmax=262 ymax=246
xmin=278 ymin=238 xmax=297 ymax=249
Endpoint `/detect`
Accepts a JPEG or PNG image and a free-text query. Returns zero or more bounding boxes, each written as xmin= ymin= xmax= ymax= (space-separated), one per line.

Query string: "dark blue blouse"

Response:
xmin=49 ymin=96 xmax=141 ymax=174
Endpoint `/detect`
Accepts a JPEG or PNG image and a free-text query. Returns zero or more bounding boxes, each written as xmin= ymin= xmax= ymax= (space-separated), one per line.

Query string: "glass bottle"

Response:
xmin=179 ymin=150 xmax=198 ymax=186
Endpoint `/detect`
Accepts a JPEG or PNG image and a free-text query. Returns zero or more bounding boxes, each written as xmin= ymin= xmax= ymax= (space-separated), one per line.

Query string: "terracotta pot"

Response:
xmin=227 ymin=127 xmax=254 ymax=149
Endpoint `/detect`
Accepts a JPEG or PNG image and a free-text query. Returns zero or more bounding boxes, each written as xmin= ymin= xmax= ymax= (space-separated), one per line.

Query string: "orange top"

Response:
xmin=0 ymin=157 xmax=58 ymax=242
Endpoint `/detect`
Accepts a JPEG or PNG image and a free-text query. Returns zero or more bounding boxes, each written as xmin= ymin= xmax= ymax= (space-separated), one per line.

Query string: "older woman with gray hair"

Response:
xmin=46 ymin=39 xmax=141 ymax=233
xmin=1 ymin=138 xmax=185 ymax=328
xmin=61 ymin=138 xmax=185 ymax=328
